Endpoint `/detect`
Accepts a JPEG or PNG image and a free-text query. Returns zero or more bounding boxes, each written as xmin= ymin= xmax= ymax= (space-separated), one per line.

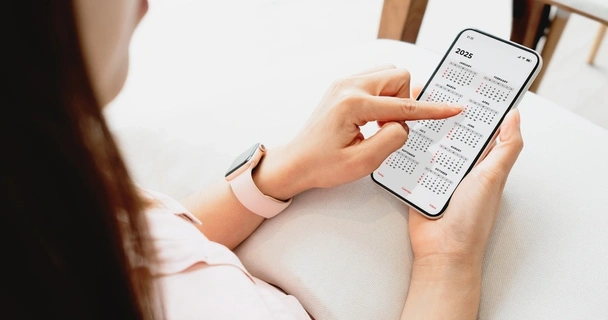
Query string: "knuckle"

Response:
xmin=332 ymin=76 xmax=365 ymax=93
xmin=348 ymin=76 xmax=366 ymax=89
xmin=399 ymin=99 xmax=417 ymax=115
xmin=337 ymin=92 xmax=365 ymax=108
xmin=331 ymin=77 xmax=349 ymax=90
xmin=395 ymin=68 xmax=411 ymax=82
xmin=515 ymin=137 xmax=524 ymax=151
xmin=505 ymin=136 xmax=524 ymax=154
xmin=332 ymin=77 xmax=355 ymax=90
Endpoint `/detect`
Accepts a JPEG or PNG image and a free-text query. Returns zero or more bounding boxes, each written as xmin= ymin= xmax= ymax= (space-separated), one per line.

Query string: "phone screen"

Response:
xmin=372 ymin=29 xmax=540 ymax=217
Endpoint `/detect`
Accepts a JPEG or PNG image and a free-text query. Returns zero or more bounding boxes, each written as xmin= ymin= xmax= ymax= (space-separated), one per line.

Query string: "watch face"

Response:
xmin=225 ymin=143 xmax=260 ymax=178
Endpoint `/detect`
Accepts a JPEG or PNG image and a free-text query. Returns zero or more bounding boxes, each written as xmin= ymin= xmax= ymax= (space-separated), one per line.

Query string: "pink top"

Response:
xmin=142 ymin=189 xmax=310 ymax=320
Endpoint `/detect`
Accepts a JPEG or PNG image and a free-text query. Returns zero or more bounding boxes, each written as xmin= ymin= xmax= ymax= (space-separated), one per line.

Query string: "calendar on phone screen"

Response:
xmin=372 ymin=29 xmax=540 ymax=217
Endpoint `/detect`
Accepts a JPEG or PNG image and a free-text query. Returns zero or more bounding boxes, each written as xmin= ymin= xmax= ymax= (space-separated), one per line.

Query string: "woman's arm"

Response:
xmin=180 ymin=146 xmax=304 ymax=250
xmin=180 ymin=65 xmax=462 ymax=250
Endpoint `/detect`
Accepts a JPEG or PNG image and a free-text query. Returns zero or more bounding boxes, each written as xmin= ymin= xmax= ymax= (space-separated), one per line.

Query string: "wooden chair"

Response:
xmin=588 ymin=24 xmax=607 ymax=64
xmin=511 ymin=0 xmax=608 ymax=92
xmin=378 ymin=0 xmax=608 ymax=92
xmin=377 ymin=0 xmax=428 ymax=44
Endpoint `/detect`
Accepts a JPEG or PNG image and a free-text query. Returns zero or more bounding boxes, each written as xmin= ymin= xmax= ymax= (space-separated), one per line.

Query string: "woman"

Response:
xmin=2 ymin=0 xmax=523 ymax=319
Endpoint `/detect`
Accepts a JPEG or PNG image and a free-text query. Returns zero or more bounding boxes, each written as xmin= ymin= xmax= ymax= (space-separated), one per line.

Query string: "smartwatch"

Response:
xmin=225 ymin=143 xmax=292 ymax=218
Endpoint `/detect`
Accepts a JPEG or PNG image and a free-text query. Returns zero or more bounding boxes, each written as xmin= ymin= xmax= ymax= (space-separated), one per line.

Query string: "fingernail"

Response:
xmin=402 ymin=122 xmax=410 ymax=134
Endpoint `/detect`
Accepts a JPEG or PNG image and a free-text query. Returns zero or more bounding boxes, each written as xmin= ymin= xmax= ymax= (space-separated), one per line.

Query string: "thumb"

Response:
xmin=477 ymin=109 xmax=524 ymax=175
xmin=352 ymin=122 xmax=409 ymax=167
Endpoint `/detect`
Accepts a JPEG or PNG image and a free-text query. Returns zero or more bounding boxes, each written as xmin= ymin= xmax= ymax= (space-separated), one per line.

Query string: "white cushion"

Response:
xmin=110 ymin=40 xmax=608 ymax=319
xmin=554 ymin=0 xmax=608 ymax=22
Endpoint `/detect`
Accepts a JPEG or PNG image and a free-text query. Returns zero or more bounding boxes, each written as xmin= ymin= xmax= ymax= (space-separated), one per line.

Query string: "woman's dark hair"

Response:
xmin=1 ymin=1 xmax=158 ymax=318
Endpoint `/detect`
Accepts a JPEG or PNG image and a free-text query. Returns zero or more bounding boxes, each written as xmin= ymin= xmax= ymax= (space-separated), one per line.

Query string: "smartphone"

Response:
xmin=371 ymin=28 xmax=542 ymax=219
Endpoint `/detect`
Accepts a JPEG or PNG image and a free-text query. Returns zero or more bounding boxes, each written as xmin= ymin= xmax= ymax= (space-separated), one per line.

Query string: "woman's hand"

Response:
xmin=408 ymin=108 xmax=523 ymax=268
xmin=253 ymin=65 xmax=463 ymax=200
xmin=402 ymin=102 xmax=523 ymax=320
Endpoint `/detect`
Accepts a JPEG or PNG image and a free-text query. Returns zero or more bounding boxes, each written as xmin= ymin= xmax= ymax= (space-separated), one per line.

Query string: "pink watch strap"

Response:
xmin=229 ymin=166 xmax=292 ymax=218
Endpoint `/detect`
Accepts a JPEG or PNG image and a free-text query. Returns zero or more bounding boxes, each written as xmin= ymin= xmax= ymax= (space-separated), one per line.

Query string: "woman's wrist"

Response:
xmin=251 ymin=145 xmax=310 ymax=201
xmin=401 ymin=255 xmax=483 ymax=320
xmin=411 ymin=253 xmax=483 ymax=281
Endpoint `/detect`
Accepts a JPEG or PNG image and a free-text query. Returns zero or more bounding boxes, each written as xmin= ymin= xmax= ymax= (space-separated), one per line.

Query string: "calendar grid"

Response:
xmin=430 ymin=145 xmax=468 ymax=174
xmin=425 ymin=83 xmax=463 ymax=104
xmin=441 ymin=62 xmax=478 ymax=86
xmin=417 ymin=167 xmax=453 ymax=195
xmin=436 ymin=84 xmax=463 ymax=99
xmin=404 ymin=130 xmax=434 ymax=153
xmin=464 ymin=99 xmax=499 ymax=125
xmin=476 ymin=76 xmax=514 ymax=102
xmin=446 ymin=122 xmax=483 ymax=148
xmin=417 ymin=119 xmax=447 ymax=133
xmin=386 ymin=151 xmax=419 ymax=175
xmin=483 ymin=76 xmax=514 ymax=91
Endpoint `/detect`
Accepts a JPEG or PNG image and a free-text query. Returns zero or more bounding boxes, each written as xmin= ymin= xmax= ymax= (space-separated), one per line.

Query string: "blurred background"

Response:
xmin=111 ymin=0 xmax=608 ymax=129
